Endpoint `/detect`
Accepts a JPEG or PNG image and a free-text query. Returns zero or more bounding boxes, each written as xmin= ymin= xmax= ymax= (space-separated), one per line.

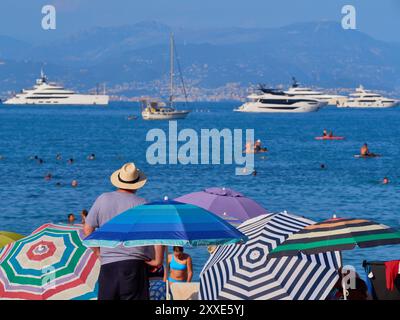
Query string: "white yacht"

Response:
xmin=3 ymin=70 xmax=109 ymax=105
xmin=235 ymin=87 xmax=327 ymax=113
xmin=337 ymin=85 xmax=399 ymax=108
xmin=141 ymin=34 xmax=190 ymax=120
xmin=285 ymin=78 xmax=345 ymax=105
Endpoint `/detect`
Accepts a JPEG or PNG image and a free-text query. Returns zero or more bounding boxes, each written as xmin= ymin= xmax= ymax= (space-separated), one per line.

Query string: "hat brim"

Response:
xmin=110 ymin=169 xmax=147 ymax=190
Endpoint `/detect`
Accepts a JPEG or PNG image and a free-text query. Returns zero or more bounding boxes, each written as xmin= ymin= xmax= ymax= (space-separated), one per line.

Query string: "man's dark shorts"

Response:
xmin=98 ymin=260 xmax=149 ymax=300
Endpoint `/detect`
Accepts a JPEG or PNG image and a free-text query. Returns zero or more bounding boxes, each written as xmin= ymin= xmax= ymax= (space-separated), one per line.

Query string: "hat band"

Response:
xmin=118 ymin=173 xmax=141 ymax=184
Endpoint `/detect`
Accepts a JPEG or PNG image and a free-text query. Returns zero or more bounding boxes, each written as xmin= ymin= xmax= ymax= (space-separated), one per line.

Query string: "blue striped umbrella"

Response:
xmin=83 ymin=199 xmax=247 ymax=248
xmin=200 ymin=213 xmax=341 ymax=300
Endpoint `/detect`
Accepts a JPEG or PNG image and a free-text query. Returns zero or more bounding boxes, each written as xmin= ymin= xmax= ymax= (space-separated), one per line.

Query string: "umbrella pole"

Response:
xmin=339 ymin=251 xmax=347 ymax=301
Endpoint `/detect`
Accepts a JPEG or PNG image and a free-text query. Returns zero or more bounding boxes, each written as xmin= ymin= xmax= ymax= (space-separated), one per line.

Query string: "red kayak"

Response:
xmin=315 ymin=136 xmax=345 ymax=141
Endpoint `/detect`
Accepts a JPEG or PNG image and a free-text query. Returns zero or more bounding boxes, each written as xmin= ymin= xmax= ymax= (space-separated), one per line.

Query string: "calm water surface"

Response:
xmin=0 ymin=102 xmax=399 ymax=278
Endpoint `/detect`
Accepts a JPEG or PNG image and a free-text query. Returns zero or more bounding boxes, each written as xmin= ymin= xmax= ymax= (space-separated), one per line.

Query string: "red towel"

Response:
xmin=384 ymin=260 xmax=400 ymax=291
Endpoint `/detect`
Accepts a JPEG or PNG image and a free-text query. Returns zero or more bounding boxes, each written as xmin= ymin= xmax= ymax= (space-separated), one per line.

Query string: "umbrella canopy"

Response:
xmin=200 ymin=213 xmax=341 ymax=300
xmin=0 ymin=223 xmax=100 ymax=300
xmin=269 ymin=217 xmax=400 ymax=257
xmin=83 ymin=199 xmax=247 ymax=248
xmin=175 ymin=187 xmax=268 ymax=221
xmin=0 ymin=232 xmax=24 ymax=249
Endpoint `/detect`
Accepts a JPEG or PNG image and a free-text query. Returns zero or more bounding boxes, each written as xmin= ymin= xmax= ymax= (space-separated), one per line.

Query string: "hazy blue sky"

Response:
xmin=1 ymin=0 xmax=399 ymax=43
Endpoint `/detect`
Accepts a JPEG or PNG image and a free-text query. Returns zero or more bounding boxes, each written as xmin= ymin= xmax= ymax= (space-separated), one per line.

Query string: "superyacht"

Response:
xmin=235 ymin=86 xmax=327 ymax=113
xmin=3 ymin=70 xmax=109 ymax=105
xmin=337 ymin=85 xmax=399 ymax=108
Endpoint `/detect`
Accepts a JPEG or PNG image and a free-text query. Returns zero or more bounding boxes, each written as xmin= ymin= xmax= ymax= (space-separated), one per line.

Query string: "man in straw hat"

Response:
xmin=84 ymin=163 xmax=163 ymax=300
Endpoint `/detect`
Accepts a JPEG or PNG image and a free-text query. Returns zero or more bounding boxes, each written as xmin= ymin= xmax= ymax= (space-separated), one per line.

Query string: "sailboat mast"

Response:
xmin=169 ymin=33 xmax=174 ymax=107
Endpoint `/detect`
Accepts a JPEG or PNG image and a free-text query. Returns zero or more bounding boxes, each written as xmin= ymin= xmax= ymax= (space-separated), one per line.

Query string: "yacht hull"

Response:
xmin=3 ymin=94 xmax=109 ymax=105
xmin=337 ymin=101 xmax=399 ymax=108
xmin=234 ymin=102 xmax=324 ymax=113
xmin=142 ymin=110 xmax=190 ymax=120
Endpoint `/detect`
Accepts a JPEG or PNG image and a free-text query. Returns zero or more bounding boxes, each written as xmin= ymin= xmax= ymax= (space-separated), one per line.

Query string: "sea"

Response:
xmin=0 ymin=102 xmax=399 ymax=279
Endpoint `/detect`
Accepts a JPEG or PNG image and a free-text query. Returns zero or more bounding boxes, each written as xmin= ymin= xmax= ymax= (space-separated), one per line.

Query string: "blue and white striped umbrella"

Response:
xmin=199 ymin=213 xmax=341 ymax=300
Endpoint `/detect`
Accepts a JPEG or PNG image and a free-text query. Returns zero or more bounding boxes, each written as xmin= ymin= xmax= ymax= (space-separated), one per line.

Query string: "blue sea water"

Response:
xmin=0 ymin=102 xmax=399 ymax=279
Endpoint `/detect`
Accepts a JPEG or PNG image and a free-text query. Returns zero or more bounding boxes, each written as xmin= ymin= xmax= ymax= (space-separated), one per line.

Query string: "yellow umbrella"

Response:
xmin=0 ymin=231 xmax=24 ymax=249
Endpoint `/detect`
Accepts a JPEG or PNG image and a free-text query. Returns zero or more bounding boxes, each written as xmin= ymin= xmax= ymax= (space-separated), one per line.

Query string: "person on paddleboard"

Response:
xmin=360 ymin=143 xmax=370 ymax=156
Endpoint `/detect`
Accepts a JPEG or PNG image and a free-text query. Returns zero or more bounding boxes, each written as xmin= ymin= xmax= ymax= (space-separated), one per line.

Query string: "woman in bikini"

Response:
xmin=164 ymin=246 xmax=193 ymax=283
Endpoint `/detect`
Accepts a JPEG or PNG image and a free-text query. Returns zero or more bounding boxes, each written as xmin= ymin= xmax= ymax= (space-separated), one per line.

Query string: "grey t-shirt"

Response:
xmin=86 ymin=191 xmax=154 ymax=265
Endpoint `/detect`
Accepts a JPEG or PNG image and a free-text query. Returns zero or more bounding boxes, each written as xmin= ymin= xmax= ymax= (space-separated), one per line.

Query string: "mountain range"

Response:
xmin=1 ymin=20 xmax=399 ymax=100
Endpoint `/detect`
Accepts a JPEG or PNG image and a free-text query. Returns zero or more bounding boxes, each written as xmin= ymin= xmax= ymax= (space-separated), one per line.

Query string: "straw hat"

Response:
xmin=110 ymin=163 xmax=147 ymax=190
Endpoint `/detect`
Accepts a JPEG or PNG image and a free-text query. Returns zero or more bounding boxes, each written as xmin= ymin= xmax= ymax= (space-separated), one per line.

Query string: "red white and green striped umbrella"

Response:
xmin=0 ymin=223 xmax=100 ymax=300
xmin=269 ymin=217 xmax=400 ymax=257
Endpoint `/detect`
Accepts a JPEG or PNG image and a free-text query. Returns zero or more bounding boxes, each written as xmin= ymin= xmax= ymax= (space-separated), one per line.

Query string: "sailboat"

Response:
xmin=141 ymin=34 xmax=190 ymax=120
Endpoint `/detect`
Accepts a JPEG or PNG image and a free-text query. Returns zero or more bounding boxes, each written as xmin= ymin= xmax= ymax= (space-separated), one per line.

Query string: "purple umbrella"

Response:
xmin=175 ymin=187 xmax=268 ymax=222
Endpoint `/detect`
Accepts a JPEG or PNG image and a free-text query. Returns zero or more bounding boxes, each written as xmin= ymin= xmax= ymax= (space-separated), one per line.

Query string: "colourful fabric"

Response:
xmin=83 ymin=200 xmax=247 ymax=248
xmin=384 ymin=260 xmax=400 ymax=291
xmin=270 ymin=217 xmax=400 ymax=257
xmin=150 ymin=280 xmax=166 ymax=300
xmin=0 ymin=223 xmax=100 ymax=300
xmin=168 ymin=277 xmax=185 ymax=283
xmin=0 ymin=232 xmax=24 ymax=249
xmin=170 ymin=255 xmax=187 ymax=271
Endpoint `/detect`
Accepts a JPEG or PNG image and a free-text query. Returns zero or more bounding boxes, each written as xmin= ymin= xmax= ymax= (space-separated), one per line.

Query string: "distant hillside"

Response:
xmin=1 ymin=21 xmax=400 ymax=99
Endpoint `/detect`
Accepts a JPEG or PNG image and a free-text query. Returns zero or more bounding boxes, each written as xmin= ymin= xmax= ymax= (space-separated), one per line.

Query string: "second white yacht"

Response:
xmin=285 ymin=78 xmax=345 ymax=105
xmin=337 ymin=85 xmax=399 ymax=108
xmin=235 ymin=87 xmax=327 ymax=113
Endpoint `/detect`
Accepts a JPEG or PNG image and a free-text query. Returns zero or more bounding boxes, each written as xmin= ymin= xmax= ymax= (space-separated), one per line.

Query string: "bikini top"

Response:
xmin=170 ymin=255 xmax=187 ymax=271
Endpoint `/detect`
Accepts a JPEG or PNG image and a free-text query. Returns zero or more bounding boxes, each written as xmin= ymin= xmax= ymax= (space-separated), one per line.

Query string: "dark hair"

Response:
xmin=68 ymin=213 xmax=75 ymax=219
xmin=173 ymin=246 xmax=184 ymax=252
xmin=81 ymin=209 xmax=88 ymax=217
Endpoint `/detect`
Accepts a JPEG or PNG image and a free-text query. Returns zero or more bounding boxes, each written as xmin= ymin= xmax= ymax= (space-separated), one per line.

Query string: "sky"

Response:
xmin=1 ymin=0 xmax=399 ymax=43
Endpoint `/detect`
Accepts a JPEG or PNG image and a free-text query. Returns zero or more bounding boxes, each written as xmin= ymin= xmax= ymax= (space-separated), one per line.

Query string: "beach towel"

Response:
xmin=169 ymin=282 xmax=199 ymax=300
xmin=384 ymin=260 xmax=400 ymax=291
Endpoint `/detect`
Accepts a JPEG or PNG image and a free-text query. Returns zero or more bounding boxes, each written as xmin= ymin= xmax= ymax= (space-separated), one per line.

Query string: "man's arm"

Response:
xmin=83 ymin=197 xmax=101 ymax=258
xmin=83 ymin=224 xmax=100 ymax=257
xmin=145 ymin=245 xmax=165 ymax=268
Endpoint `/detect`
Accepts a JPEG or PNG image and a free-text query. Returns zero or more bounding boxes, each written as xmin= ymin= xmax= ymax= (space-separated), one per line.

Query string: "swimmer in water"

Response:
xmin=252 ymin=170 xmax=257 ymax=176
xmin=68 ymin=213 xmax=76 ymax=225
xmin=87 ymin=153 xmax=96 ymax=161
xmin=254 ymin=140 xmax=268 ymax=153
xmin=81 ymin=209 xmax=88 ymax=224
xmin=323 ymin=129 xmax=328 ymax=137
xmin=382 ymin=177 xmax=390 ymax=185
xmin=67 ymin=158 xmax=74 ymax=165
xmin=56 ymin=154 xmax=62 ymax=161
xmin=44 ymin=173 xmax=52 ymax=181
xmin=320 ymin=164 xmax=326 ymax=169
xmin=71 ymin=180 xmax=78 ymax=188
xmin=38 ymin=158 xmax=44 ymax=164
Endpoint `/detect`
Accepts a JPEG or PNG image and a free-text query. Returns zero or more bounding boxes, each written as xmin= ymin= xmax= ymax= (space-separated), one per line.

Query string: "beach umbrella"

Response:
xmin=0 ymin=232 xmax=24 ymax=249
xmin=83 ymin=199 xmax=247 ymax=248
xmin=0 ymin=223 xmax=100 ymax=300
xmin=200 ymin=213 xmax=341 ymax=300
xmin=83 ymin=198 xmax=247 ymax=300
xmin=175 ymin=187 xmax=268 ymax=222
xmin=269 ymin=217 xmax=400 ymax=258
